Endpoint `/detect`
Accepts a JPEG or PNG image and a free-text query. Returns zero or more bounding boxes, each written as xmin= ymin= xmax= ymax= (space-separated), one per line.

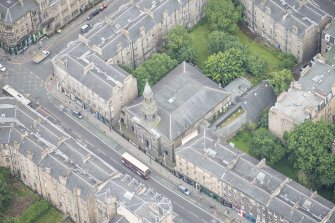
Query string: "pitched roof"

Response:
xmin=126 ymin=62 xmax=231 ymax=141
xmin=176 ymin=130 xmax=335 ymax=223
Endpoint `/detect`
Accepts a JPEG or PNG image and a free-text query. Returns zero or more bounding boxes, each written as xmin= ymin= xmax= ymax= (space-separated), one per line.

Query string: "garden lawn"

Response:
xmin=35 ymin=207 xmax=63 ymax=223
xmin=230 ymin=128 xmax=253 ymax=154
xmin=190 ymin=23 xmax=211 ymax=66
xmin=236 ymin=30 xmax=282 ymax=71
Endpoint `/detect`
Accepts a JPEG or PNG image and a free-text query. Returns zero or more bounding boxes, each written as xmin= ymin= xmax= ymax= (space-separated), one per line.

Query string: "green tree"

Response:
xmin=269 ymin=69 xmax=293 ymax=95
xmin=205 ymin=0 xmax=242 ymax=33
xmin=166 ymin=26 xmax=197 ymax=64
xmin=278 ymin=54 xmax=298 ymax=70
xmin=258 ymin=108 xmax=269 ymax=128
xmin=251 ymin=128 xmax=286 ymax=166
xmin=118 ymin=64 xmax=133 ymax=74
xmin=0 ymin=168 xmax=14 ymax=211
xmin=284 ymin=120 xmax=335 ymax=187
xmin=247 ymin=55 xmax=269 ymax=78
xmin=133 ymin=53 xmax=178 ymax=94
xmin=208 ymin=31 xmax=243 ymax=54
xmin=203 ymin=47 xmax=246 ymax=86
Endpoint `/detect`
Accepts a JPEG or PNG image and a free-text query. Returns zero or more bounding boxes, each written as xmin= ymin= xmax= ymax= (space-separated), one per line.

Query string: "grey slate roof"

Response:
xmin=96 ymin=173 xmax=172 ymax=222
xmin=0 ymin=0 xmax=38 ymax=24
xmin=83 ymin=0 xmax=191 ymax=60
xmin=55 ymin=41 xmax=130 ymax=101
xmin=270 ymin=61 xmax=335 ymax=124
xmin=176 ymin=130 xmax=335 ymax=223
xmin=238 ymin=80 xmax=276 ymax=122
xmin=0 ymin=97 xmax=118 ymax=201
xmin=126 ymin=62 xmax=231 ymax=141
xmin=254 ymin=0 xmax=329 ymax=38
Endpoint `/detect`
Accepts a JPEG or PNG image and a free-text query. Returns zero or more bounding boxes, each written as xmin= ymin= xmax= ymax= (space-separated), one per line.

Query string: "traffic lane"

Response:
xmin=147 ymin=178 xmax=215 ymax=223
xmin=38 ymin=96 xmax=217 ymax=223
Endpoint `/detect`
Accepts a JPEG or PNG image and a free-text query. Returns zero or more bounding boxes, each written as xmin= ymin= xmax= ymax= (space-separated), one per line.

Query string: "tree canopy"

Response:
xmin=205 ymin=0 xmax=242 ymax=33
xmin=284 ymin=120 xmax=335 ymax=187
xmin=269 ymin=69 xmax=294 ymax=95
xmin=204 ymin=47 xmax=247 ymax=86
xmin=133 ymin=53 xmax=178 ymax=94
xmin=251 ymin=128 xmax=286 ymax=166
xmin=166 ymin=26 xmax=197 ymax=64
xmin=0 ymin=168 xmax=14 ymax=211
xmin=247 ymin=55 xmax=269 ymax=78
xmin=208 ymin=31 xmax=244 ymax=54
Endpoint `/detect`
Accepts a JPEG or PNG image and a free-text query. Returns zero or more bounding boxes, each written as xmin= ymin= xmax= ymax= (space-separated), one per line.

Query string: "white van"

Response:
xmin=80 ymin=24 xmax=92 ymax=33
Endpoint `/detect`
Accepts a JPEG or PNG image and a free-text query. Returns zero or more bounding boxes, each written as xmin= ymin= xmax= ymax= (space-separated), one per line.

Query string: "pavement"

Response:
xmin=0 ymin=2 xmax=108 ymax=65
xmin=46 ymin=75 xmax=247 ymax=223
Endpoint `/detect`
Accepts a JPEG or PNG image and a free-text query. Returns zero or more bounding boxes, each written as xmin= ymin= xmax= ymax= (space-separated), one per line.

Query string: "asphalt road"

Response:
xmin=31 ymin=86 xmax=220 ymax=223
xmin=0 ymin=1 xmax=232 ymax=222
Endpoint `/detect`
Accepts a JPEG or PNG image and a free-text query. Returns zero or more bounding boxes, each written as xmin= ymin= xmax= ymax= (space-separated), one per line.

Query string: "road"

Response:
xmin=32 ymin=86 xmax=220 ymax=223
xmin=0 ymin=0 xmax=240 ymax=222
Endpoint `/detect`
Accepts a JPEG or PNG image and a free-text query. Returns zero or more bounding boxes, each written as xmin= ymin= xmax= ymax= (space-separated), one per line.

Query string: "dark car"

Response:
xmin=87 ymin=9 xmax=100 ymax=20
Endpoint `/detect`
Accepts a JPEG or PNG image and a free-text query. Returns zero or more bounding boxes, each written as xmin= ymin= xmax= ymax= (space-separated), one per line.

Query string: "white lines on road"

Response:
xmin=151 ymin=177 xmax=223 ymax=223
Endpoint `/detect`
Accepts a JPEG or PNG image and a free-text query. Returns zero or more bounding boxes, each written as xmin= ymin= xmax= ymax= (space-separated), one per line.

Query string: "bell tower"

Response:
xmin=142 ymin=81 xmax=158 ymax=123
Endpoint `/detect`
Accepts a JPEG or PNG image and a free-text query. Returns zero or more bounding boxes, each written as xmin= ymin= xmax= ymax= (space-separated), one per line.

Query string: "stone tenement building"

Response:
xmin=53 ymin=41 xmax=138 ymax=126
xmin=121 ymin=62 xmax=231 ymax=167
xmin=240 ymin=0 xmax=331 ymax=62
xmin=321 ymin=22 xmax=335 ymax=55
xmin=268 ymin=55 xmax=335 ymax=138
xmin=0 ymin=0 xmax=95 ymax=55
xmin=175 ymin=130 xmax=335 ymax=223
xmin=0 ymin=97 xmax=173 ymax=223
xmin=79 ymin=0 xmax=207 ymax=68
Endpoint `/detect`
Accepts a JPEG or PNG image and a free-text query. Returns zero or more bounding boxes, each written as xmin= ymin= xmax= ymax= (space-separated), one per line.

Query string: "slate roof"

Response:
xmin=238 ymin=80 xmax=276 ymax=122
xmin=0 ymin=97 xmax=118 ymax=201
xmin=254 ymin=0 xmax=329 ymax=38
xmin=126 ymin=62 xmax=231 ymax=141
xmin=270 ymin=61 xmax=335 ymax=124
xmin=54 ymin=41 xmax=130 ymax=101
xmin=96 ymin=173 xmax=172 ymax=223
xmin=82 ymin=0 xmax=191 ymax=60
xmin=176 ymin=130 xmax=335 ymax=223
xmin=0 ymin=0 xmax=38 ymax=24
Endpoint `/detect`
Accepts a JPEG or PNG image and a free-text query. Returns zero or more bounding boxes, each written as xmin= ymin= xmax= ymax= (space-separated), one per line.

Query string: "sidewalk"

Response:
xmin=46 ymin=76 xmax=247 ymax=223
xmin=0 ymin=3 xmax=106 ymax=64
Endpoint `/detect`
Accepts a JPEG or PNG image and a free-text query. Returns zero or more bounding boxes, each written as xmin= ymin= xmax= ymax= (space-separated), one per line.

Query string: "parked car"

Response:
xmin=72 ymin=110 xmax=83 ymax=119
xmin=87 ymin=8 xmax=100 ymax=20
xmin=177 ymin=185 xmax=190 ymax=195
xmin=80 ymin=24 xmax=92 ymax=33
xmin=100 ymin=3 xmax=107 ymax=11
xmin=0 ymin=63 xmax=6 ymax=72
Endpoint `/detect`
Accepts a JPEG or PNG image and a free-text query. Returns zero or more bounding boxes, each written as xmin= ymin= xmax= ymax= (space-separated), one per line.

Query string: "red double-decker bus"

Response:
xmin=121 ymin=152 xmax=150 ymax=179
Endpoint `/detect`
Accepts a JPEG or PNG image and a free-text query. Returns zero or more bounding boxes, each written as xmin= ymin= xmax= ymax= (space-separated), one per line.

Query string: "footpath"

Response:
xmin=46 ymin=76 xmax=247 ymax=223
xmin=0 ymin=3 xmax=107 ymax=64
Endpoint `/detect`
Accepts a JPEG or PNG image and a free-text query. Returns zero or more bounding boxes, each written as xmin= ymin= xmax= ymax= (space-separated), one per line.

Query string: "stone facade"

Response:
xmin=175 ymin=130 xmax=335 ymax=223
xmin=0 ymin=97 xmax=173 ymax=223
xmin=79 ymin=0 xmax=207 ymax=68
xmin=269 ymin=55 xmax=335 ymax=138
xmin=53 ymin=41 xmax=138 ymax=125
xmin=240 ymin=0 xmax=331 ymax=62
xmin=0 ymin=0 xmax=96 ymax=55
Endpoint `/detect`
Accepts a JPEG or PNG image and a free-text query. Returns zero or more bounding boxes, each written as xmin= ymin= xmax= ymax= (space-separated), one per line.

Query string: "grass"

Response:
xmin=236 ymin=30 xmax=282 ymax=71
xmin=35 ymin=207 xmax=63 ymax=223
xmin=220 ymin=109 xmax=245 ymax=128
xmin=230 ymin=127 xmax=253 ymax=154
xmin=189 ymin=22 xmax=211 ymax=66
